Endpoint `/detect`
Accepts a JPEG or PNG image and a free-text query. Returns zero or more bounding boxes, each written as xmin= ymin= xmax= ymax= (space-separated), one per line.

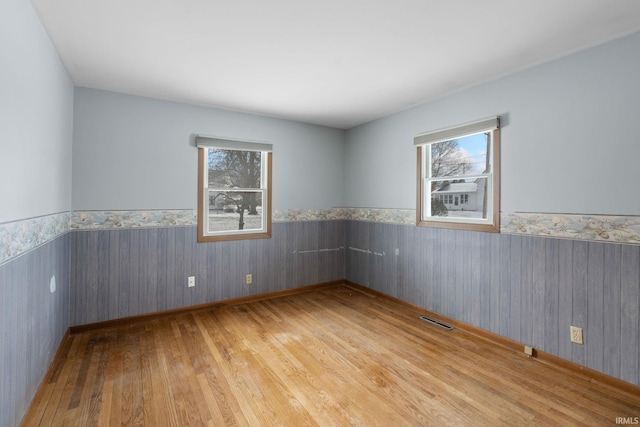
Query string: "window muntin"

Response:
xmin=416 ymin=117 xmax=500 ymax=232
xmin=197 ymin=137 xmax=272 ymax=242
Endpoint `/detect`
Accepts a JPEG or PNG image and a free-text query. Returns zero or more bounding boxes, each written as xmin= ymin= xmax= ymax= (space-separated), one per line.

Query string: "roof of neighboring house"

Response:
xmin=434 ymin=182 xmax=477 ymax=194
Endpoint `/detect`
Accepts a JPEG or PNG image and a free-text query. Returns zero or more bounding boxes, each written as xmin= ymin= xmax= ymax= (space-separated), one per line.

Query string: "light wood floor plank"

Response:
xmin=22 ymin=285 xmax=640 ymax=426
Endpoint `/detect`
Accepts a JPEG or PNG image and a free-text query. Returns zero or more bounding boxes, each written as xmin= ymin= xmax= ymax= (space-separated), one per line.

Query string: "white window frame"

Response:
xmin=415 ymin=117 xmax=500 ymax=233
xmin=196 ymin=136 xmax=272 ymax=242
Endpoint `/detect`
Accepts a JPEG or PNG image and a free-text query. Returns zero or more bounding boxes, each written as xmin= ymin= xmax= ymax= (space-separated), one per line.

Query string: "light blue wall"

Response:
xmin=0 ymin=0 xmax=73 ymax=223
xmin=72 ymin=88 xmax=345 ymax=212
xmin=345 ymin=31 xmax=640 ymax=215
xmin=0 ymin=1 xmax=73 ymax=426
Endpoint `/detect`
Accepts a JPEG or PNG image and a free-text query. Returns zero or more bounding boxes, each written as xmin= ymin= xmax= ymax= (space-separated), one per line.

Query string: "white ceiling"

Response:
xmin=31 ymin=0 xmax=640 ymax=129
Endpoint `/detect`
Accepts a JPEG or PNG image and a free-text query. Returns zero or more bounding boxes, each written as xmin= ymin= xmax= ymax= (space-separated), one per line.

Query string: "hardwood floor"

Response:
xmin=22 ymin=285 xmax=640 ymax=426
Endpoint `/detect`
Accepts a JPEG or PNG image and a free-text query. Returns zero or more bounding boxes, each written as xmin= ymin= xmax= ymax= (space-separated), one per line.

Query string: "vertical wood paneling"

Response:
xmin=444 ymin=229 xmax=457 ymax=317
xmin=180 ymin=227 xmax=195 ymax=307
xmin=498 ymin=234 xmax=511 ymax=338
xmin=454 ymin=230 xmax=466 ymax=322
xmin=155 ymin=228 xmax=168 ymax=312
xmin=362 ymin=221 xmax=372 ymax=289
xmin=256 ymin=227 xmax=268 ymax=293
xmin=72 ymin=232 xmax=86 ymax=325
xmin=478 ymin=232 xmax=491 ymax=329
xmin=290 ymin=222 xmax=304 ymax=288
xmin=276 ymin=223 xmax=292 ymax=290
xmin=531 ymin=237 xmax=546 ymax=348
xmin=519 ymin=236 xmax=534 ymax=345
xmin=572 ymin=241 xmax=588 ymax=366
xmin=241 ymin=235 xmax=254 ymax=297
xmin=336 ymin=221 xmax=347 ymax=281
xmin=3 ymin=253 xmax=17 ymax=427
xmin=214 ymin=241 xmax=230 ymax=301
xmin=205 ymin=237 xmax=218 ymax=301
xmin=317 ymin=221 xmax=331 ymax=285
xmin=86 ymin=231 xmax=99 ymax=323
xmin=97 ymin=231 xmax=110 ymax=322
xmin=380 ymin=222 xmax=393 ymax=296
xmin=196 ymin=229 xmax=209 ymax=300
xmin=165 ymin=227 xmax=177 ymax=307
xmin=108 ymin=230 xmax=121 ymax=320
xmin=350 ymin=221 xmax=370 ymax=288
xmin=508 ymin=235 xmax=522 ymax=342
xmin=543 ymin=238 xmax=559 ymax=355
xmin=421 ymin=227 xmax=432 ymax=307
xmin=430 ymin=226 xmax=442 ymax=314
xmin=304 ymin=221 xmax=320 ymax=286
xmin=408 ymin=224 xmax=420 ymax=302
xmin=15 ymin=252 xmax=27 ymax=423
xmin=229 ymin=240 xmax=242 ymax=299
xmin=118 ymin=229 xmax=131 ymax=319
xmin=71 ymin=221 xmax=345 ymax=325
xmin=0 ymin=259 xmax=6 ymax=425
xmin=145 ymin=228 xmax=159 ymax=315
xmin=266 ymin=223 xmax=282 ymax=291
xmin=586 ymin=242 xmax=604 ymax=373
xmin=603 ymin=243 xmax=622 ymax=378
xmin=395 ymin=223 xmax=411 ymax=301
xmin=385 ymin=224 xmax=399 ymax=299
xmin=368 ymin=222 xmax=381 ymax=291
xmin=1 ymin=234 xmax=70 ymax=427
xmin=557 ymin=239 xmax=574 ymax=360
xmin=423 ymin=227 xmax=435 ymax=311
xmin=184 ymin=227 xmax=198 ymax=305
xmin=620 ymin=244 xmax=639 ymax=385
xmin=173 ymin=228 xmax=186 ymax=309
xmin=489 ymin=233 xmax=501 ymax=334
xmin=469 ymin=232 xmax=482 ymax=326
xmin=129 ymin=229 xmax=142 ymax=318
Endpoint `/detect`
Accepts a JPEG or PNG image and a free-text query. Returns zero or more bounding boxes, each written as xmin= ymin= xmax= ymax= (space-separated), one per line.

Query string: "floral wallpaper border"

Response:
xmin=63 ymin=210 xmax=640 ymax=244
xmin=68 ymin=208 xmax=417 ymax=228
xmin=0 ymin=212 xmax=70 ymax=266
xmin=501 ymin=212 xmax=640 ymax=245
xmin=273 ymin=207 xmax=414 ymax=224
xmin=3 ymin=209 xmax=640 ymax=265
xmin=70 ymin=210 xmax=197 ymax=230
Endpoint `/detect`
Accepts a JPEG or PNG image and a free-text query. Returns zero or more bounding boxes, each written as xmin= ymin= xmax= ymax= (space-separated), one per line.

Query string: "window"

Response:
xmin=196 ymin=136 xmax=272 ymax=242
xmin=415 ymin=117 xmax=500 ymax=233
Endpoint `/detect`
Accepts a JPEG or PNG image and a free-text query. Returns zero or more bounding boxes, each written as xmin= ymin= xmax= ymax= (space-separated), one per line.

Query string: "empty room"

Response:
xmin=2 ymin=0 xmax=640 ymax=425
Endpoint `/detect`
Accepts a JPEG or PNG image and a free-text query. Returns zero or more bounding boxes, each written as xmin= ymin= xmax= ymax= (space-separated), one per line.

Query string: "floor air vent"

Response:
xmin=419 ymin=316 xmax=454 ymax=331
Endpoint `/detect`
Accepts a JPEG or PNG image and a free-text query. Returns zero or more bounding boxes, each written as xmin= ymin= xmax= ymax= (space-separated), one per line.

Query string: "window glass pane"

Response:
xmin=429 ymin=178 xmax=488 ymax=219
xmin=430 ymin=133 xmax=489 ymax=178
xmin=208 ymin=190 xmax=263 ymax=232
xmin=207 ymin=149 xmax=262 ymax=189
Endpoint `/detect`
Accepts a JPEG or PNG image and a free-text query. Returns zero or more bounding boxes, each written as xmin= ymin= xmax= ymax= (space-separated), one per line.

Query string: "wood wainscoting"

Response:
xmin=22 ymin=283 xmax=640 ymax=426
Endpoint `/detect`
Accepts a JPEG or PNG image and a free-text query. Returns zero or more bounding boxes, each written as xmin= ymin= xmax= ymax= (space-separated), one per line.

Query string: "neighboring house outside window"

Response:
xmin=433 ymin=182 xmax=481 ymax=211
xmin=415 ymin=117 xmax=500 ymax=233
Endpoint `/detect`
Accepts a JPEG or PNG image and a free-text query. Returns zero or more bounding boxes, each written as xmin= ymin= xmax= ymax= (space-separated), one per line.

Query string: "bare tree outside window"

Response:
xmin=208 ymin=149 xmax=263 ymax=232
xmin=430 ymin=139 xmax=472 ymax=180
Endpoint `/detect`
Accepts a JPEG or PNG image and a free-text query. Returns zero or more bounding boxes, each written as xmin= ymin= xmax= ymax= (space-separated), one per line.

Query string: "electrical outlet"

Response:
xmin=188 ymin=276 xmax=195 ymax=287
xmin=524 ymin=345 xmax=534 ymax=356
xmin=570 ymin=326 xmax=583 ymax=344
xmin=245 ymin=274 xmax=252 ymax=285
